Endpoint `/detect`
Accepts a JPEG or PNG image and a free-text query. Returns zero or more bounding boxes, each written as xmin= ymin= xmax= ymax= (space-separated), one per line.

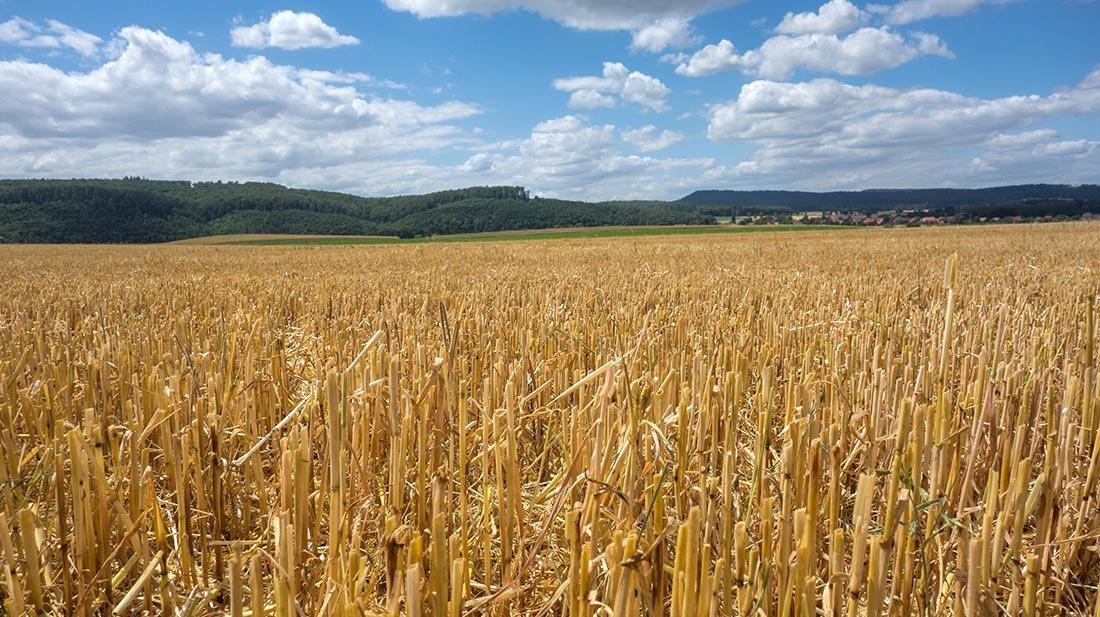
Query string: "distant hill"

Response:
xmin=679 ymin=185 xmax=1100 ymax=215
xmin=4 ymin=179 xmax=1098 ymax=244
xmin=0 ymin=179 xmax=712 ymax=243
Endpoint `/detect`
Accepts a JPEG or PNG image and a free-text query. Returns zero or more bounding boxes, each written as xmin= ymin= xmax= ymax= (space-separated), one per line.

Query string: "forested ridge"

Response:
xmin=3 ymin=179 xmax=1099 ymax=243
xmin=0 ymin=179 xmax=711 ymax=243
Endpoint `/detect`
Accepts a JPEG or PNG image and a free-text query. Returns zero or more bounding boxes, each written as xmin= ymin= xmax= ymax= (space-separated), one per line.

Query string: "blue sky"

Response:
xmin=0 ymin=0 xmax=1097 ymax=199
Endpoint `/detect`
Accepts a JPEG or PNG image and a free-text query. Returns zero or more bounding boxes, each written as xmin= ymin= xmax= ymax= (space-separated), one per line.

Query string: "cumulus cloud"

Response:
xmin=554 ymin=62 xmax=670 ymax=111
xmin=381 ymin=0 xmax=740 ymax=53
xmin=630 ymin=18 xmax=701 ymax=53
xmin=775 ymin=0 xmax=868 ymax=35
xmin=554 ymin=62 xmax=628 ymax=92
xmin=968 ymin=129 xmax=1100 ymax=183
xmin=702 ymin=69 xmax=1100 ymax=188
xmin=3 ymin=9 xmax=1094 ymax=201
xmin=272 ymin=114 xmax=709 ymax=200
xmin=0 ymin=26 xmax=479 ymax=185
xmin=621 ymin=72 xmax=672 ymax=111
xmin=457 ymin=152 xmax=497 ymax=173
xmin=672 ymin=40 xmax=741 ymax=77
xmin=450 ymin=115 xmax=715 ymax=200
xmin=707 ymin=72 xmax=1100 ymax=143
xmin=621 ymin=125 xmax=684 ymax=152
xmin=0 ymin=24 xmax=713 ymax=200
xmin=676 ymin=27 xmax=952 ymax=79
xmin=873 ymin=0 xmax=1017 ymax=25
xmin=231 ymin=10 xmax=359 ymax=50
xmin=0 ymin=17 xmax=102 ymax=56
xmin=568 ymin=90 xmax=617 ymax=109
xmin=380 ymin=0 xmax=734 ymax=31
xmin=522 ymin=116 xmax=618 ymax=170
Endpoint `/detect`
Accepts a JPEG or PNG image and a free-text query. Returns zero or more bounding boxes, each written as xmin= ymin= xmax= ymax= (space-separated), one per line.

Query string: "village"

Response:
xmin=731 ymin=209 xmax=1098 ymax=227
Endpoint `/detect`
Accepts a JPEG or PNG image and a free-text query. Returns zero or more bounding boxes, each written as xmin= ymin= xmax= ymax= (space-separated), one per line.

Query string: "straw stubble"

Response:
xmin=0 ymin=223 xmax=1098 ymax=615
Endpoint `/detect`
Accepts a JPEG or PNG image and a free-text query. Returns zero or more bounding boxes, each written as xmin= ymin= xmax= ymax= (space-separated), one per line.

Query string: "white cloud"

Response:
xmin=447 ymin=115 xmax=715 ymax=200
xmin=676 ymin=27 xmax=953 ymax=79
xmin=659 ymin=51 xmax=689 ymax=65
xmin=911 ymin=31 xmax=953 ymax=56
xmin=621 ymin=72 xmax=672 ymax=111
xmin=382 ymin=0 xmax=743 ymax=54
xmin=621 ymin=125 xmax=684 ymax=151
xmin=0 ymin=25 xmax=704 ymax=200
xmin=0 ymin=27 xmax=480 ymax=185
xmin=568 ymin=90 xmax=617 ymax=109
xmin=674 ymin=40 xmax=744 ymax=76
xmin=0 ymin=17 xmax=102 ymax=57
xmin=231 ymin=10 xmax=359 ymax=50
xmin=553 ymin=61 xmax=629 ymax=91
xmin=380 ymin=0 xmax=735 ymax=31
xmin=630 ymin=18 xmax=701 ymax=53
xmin=986 ymin=129 xmax=1058 ymax=149
xmin=45 ymin=20 xmax=103 ymax=56
xmin=702 ymin=69 xmax=1100 ymax=188
xmin=873 ymin=0 xmax=1017 ymax=25
xmin=523 ymin=115 xmax=618 ymax=168
xmin=295 ymin=69 xmax=408 ymax=90
xmin=708 ymin=72 xmax=1100 ymax=143
xmin=284 ymin=117 xmax=701 ymax=199
xmin=554 ymin=62 xmax=670 ymax=111
xmin=775 ymin=0 xmax=868 ymax=35
xmin=458 ymin=152 xmax=496 ymax=172
xmin=969 ymin=130 xmax=1100 ymax=183
xmin=2 ymin=11 xmax=1095 ymax=201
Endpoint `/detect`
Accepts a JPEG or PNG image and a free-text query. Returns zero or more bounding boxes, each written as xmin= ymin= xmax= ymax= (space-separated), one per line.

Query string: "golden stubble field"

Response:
xmin=1 ymin=223 xmax=1099 ymax=616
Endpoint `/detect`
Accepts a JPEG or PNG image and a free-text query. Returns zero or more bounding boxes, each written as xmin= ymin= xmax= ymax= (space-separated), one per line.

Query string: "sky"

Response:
xmin=0 ymin=0 xmax=1098 ymax=200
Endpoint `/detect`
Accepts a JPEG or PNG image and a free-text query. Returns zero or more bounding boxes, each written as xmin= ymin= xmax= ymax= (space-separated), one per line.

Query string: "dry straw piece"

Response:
xmin=1 ymin=223 xmax=1099 ymax=615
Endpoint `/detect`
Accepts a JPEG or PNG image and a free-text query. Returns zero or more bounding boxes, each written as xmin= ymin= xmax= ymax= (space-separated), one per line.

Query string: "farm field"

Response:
xmin=1 ymin=222 xmax=1099 ymax=615
xmin=176 ymin=224 xmax=846 ymax=246
xmin=169 ymin=234 xmax=400 ymax=246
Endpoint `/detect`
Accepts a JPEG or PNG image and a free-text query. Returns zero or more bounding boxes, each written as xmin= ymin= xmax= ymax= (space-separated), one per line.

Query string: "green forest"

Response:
xmin=3 ymin=179 xmax=1099 ymax=243
xmin=0 ymin=179 xmax=711 ymax=243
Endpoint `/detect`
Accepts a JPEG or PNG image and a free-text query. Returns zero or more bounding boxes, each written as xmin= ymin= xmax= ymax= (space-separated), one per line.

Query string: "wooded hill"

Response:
xmin=4 ymin=179 xmax=1099 ymax=243
xmin=0 ymin=179 xmax=712 ymax=243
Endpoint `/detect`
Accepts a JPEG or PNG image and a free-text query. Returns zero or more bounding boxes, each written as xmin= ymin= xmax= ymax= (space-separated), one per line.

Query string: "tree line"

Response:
xmin=0 ymin=180 xmax=710 ymax=243
xmin=3 ymin=178 xmax=1096 ymax=244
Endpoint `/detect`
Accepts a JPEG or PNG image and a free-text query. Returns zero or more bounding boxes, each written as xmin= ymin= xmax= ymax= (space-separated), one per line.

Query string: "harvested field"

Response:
xmin=1 ymin=223 xmax=1099 ymax=615
xmin=169 ymin=234 xmax=399 ymax=246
